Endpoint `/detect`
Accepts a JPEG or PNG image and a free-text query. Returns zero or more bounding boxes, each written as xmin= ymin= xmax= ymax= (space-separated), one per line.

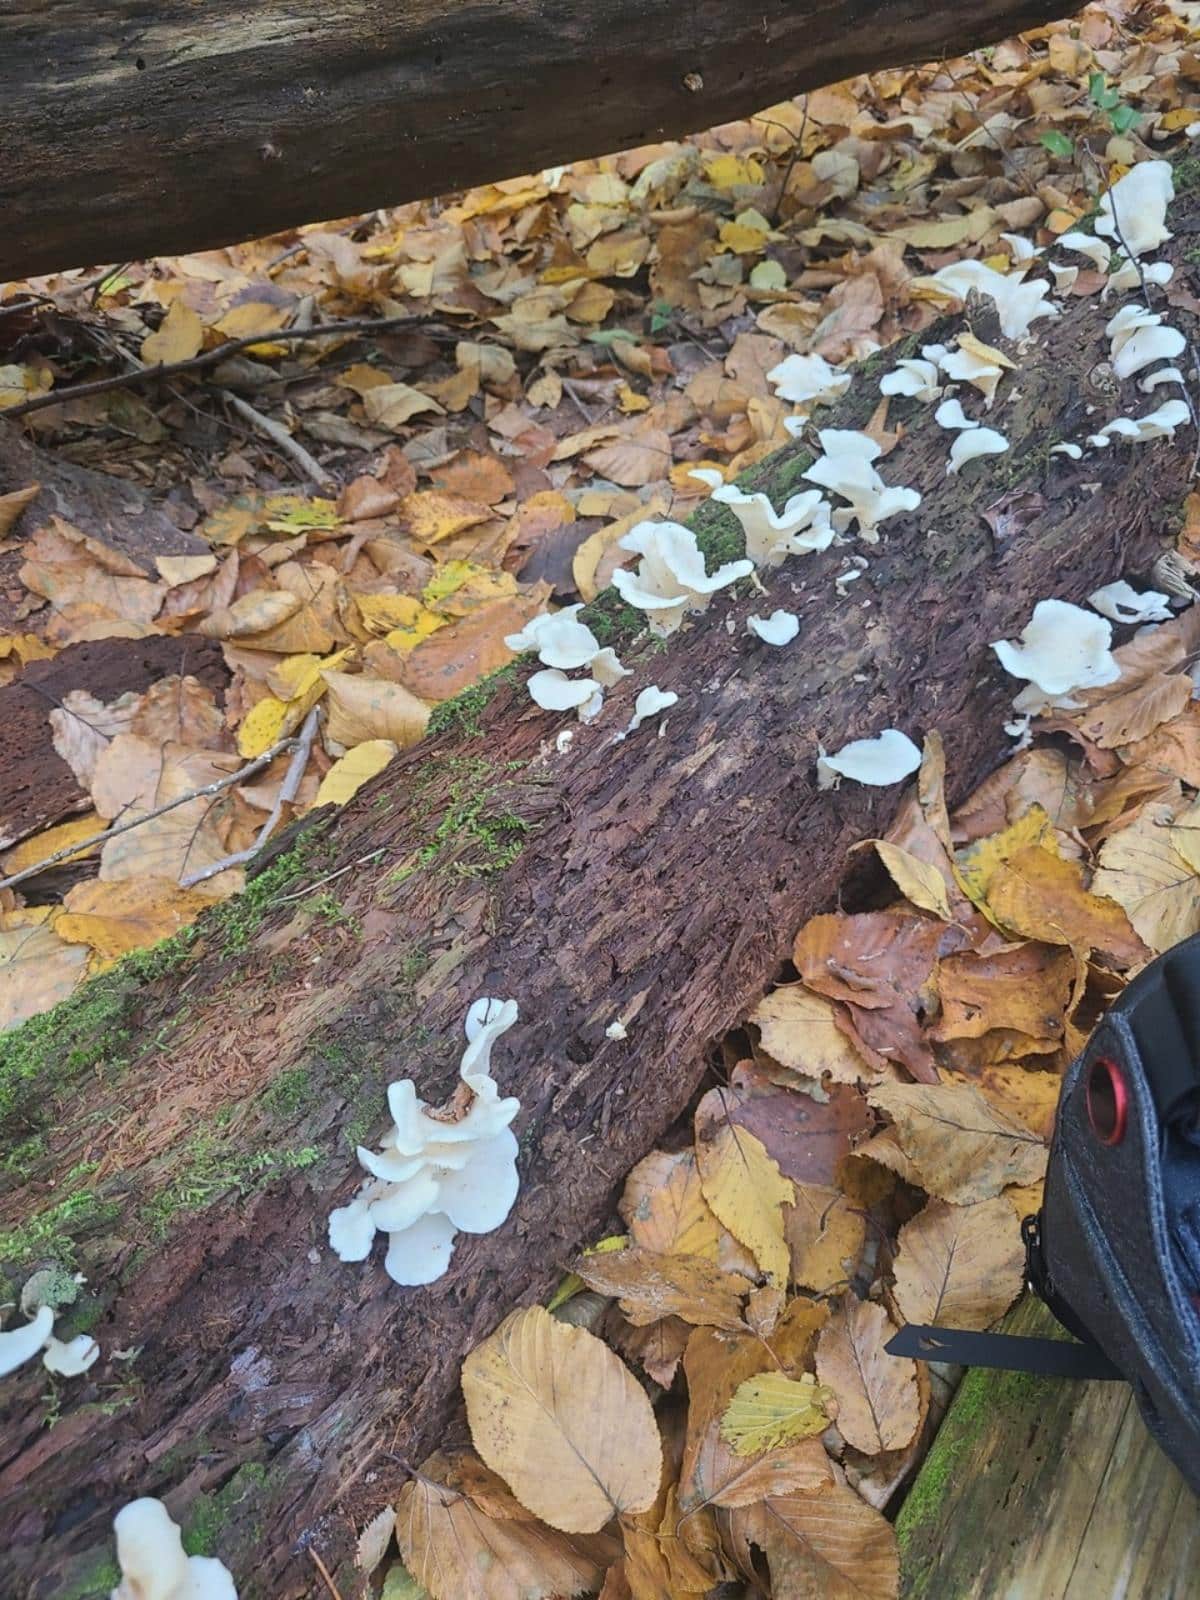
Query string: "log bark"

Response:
xmin=897 ymin=1299 xmax=1197 ymax=1599
xmin=2 ymin=0 xmax=1073 ymax=280
xmin=2 ymin=210 xmax=1198 ymax=1598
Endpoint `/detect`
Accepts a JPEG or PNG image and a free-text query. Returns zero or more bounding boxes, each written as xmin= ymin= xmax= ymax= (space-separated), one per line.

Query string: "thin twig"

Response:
xmin=1 ymin=315 xmax=442 ymax=419
xmin=307 ymin=1548 xmax=345 ymax=1600
xmin=221 ymin=392 xmax=334 ymax=489
xmin=180 ymin=707 xmax=321 ymax=887
xmin=772 ymin=95 xmax=810 ymax=226
xmin=0 ymin=735 xmax=301 ymax=894
xmin=272 ymin=848 xmax=386 ymax=905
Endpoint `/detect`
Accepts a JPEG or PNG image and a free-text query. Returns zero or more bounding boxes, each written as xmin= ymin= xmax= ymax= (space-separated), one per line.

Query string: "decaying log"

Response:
xmin=0 ymin=0 xmax=1074 ymax=280
xmin=2 ymin=201 xmax=1199 ymax=1598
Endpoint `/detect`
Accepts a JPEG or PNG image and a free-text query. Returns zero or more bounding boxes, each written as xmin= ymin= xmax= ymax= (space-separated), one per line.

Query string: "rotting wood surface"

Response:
xmin=3 ymin=208 xmax=1200 ymax=1596
xmin=0 ymin=0 xmax=1073 ymax=279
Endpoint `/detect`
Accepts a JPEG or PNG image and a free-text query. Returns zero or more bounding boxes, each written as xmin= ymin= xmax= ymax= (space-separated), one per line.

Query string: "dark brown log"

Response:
xmin=2 ymin=203 xmax=1197 ymax=1599
xmin=2 ymin=0 xmax=1073 ymax=281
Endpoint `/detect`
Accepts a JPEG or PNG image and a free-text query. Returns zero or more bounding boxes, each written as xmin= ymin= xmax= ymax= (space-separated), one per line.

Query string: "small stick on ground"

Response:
xmin=220 ymin=393 xmax=334 ymax=490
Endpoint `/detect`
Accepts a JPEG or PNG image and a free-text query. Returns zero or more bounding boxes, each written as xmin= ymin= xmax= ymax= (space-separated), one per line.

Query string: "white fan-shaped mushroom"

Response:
xmin=928 ymin=259 xmax=1059 ymax=340
xmin=991 ymin=598 xmax=1120 ymax=700
xmin=0 ymin=1305 xmax=54 ymax=1379
xmin=111 ymin=1498 xmax=238 ymax=1600
xmin=42 ymin=1334 xmax=100 ymax=1378
xmin=1104 ymin=254 xmax=1175 ymax=297
xmin=1139 ymin=367 xmax=1185 ymax=393
xmin=1094 ymin=159 xmax=1174 ymax=259
xmin=1050 ymin=262 xmax=1079 ymax=294
xmin=528 ymin=668 xmax=601 ymax=713
xmin=766 ymin=352 xmax=852 ymax=408
xmin=1092 ymin=399 xmax=1190 ymax=445
xmin=624 ymin=685 xmax=679 ymax=736
xmin=383 ymin=1212 xmax=459 ymax=1287
xmin=816 ymin=729 xmax=922 ymax=790
xmin=1051 ymin=442 xmax=1083 ymax=459
xmin=935 ymin=398 xmax=979 ymax=432
xmin=801 ymin=429 xmax=920 ymax=544
xmin=612 ymin=521 xmax=753 ymax=637
xmin=747 ymin=609 xmax=800 ymax=646
xmin=947 ymin=427 xmax=1009 ymax=474
xmin=1057 ymin=232 xmax=1111 ymax=273
xmin=711 ymin=484 xmax=834 ymax=566
xmin=1088 ymin=579 xmax=1173 ymax=624
xmin=880 ymin=359 xmax=942 ymax=403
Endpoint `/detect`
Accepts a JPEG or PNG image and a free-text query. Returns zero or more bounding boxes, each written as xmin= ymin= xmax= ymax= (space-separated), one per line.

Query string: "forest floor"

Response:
xmin=3 ymin=2 xmax=1200 ymax=1596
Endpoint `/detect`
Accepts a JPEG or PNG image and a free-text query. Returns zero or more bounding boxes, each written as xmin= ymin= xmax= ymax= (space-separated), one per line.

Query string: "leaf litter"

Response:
xmin=4 ymin=1 xmax=1200 ymax=1594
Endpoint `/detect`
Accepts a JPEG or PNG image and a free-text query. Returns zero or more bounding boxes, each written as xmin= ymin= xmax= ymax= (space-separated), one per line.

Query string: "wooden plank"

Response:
xmin=0 ymin=0 xmax=1073 ymax=279
xmin=898 ymin=1297 xmax=1200 ymax=1600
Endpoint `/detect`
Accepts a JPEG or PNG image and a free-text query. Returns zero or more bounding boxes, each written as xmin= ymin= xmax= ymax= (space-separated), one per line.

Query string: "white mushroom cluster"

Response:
xmin=111 ymin=1498 xmax=237 ymax=1600
xmin=801 ymin=429 xmax=920 ymax=544
xmin=0 ymin=1272 xmax=100 ymax=1381
xmin=1095 ymin=159 xmax=1174 ymax=261
xmin=612 ymin=520 xmax=753 ymax=636
xmin=1105 ymin=303 xmax=1186 ymax=384
xmin=689 ymin=465 xmax=834 ymax=566
xmin=991 ymin=598 xmax=1120 ymax=712
xmin=767 ymin=351 xmax=851 ymax=410
xmin=505 ymin=607 xmax=630 ymax=722
xmin=1086 ymin=399 xmax=1190 ymax=448
xmin=748 ymin=609 xmax=800 ymax=646
xmin=328 ymin=998 xmax=521 ymax=1287
xmin=927 ymin=258 xmax=1059 ymax=341
xmin=1088 ymin=579 xmax=1173 ymax=625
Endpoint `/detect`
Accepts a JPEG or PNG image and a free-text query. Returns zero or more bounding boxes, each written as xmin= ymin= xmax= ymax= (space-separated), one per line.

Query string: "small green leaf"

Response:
xmin=585 ymin=328 xmax=639 ymax=346
xmin=1109 ymin=103 xmax=1139 ymax=134
xmin=720 ymin=1371 xmax=835 ymax=1455
xmin=1039 ymin=129 xmax=1076 ymax=160
xmin=1088 ymin=72 xmax=1120 ymax=110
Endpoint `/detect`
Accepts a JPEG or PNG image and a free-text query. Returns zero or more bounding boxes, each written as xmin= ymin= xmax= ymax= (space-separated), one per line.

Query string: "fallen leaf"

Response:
xmin=395 ymin=1450 xmax=615 ymax=1600
xmin=786 ymin=1182 xmax=866 ymax=1293
xmin=720 ymin=1371 xmax=835 ymax=1455
xmin=866 ymin=1082 xmax=1047 ymax=1203
xmin=0 ymin=483 xmax=40 ymax=537
xmin=873 ymin=840 xmax=953 ymax=920
xmin=572 ymin=1244 xmax=751 ymax=1331
xmin=984 ymin=842 xmax=1148 ymax=967
xmin=584 ymin=428 xmax=673 ymax=489
xmin=0 ymin=908 xmax=89 ymax=1030
xmin=316 ymin=740 xmax=398 ymax=807
xmin=748 ymin=987 xmax=876 ymax=1084
xmin=363 ymin=382 xmax=446 ymax=430
xmin=0 ymin=813 xmax=101 ymax=875
xmin=55 ymin=877 xmax=210 ymax=959
xmin=694 ymin=1106 xmax=794 ymax=1287
xmin=815 ymin=1298 xmax=919 ymax=1455
xmin=48 ymin=689 xmax=140 ymax=788
xmin=893 ymin=1197 xmax=1025 ymax=1331
xmin=141 ymin=300 xmax=204 ymax=365
xmin=1074 ymin=671 xmax=1192 ymax=750
xmin=462 ymin=1305 xmax=662 ymax=1534
xmin=933 ymin=942 xmax=1075 ymax=1047
xmin=619 ymin=1149 xmax=722 ymax=1260
xmin=725 ymin=1480 xmax=899 ymax=1600
xmin=400 ymin=490 xmax=493 ymax=547
xmin=321 ymin=670 xmax=430 ymax=751
xmin=1092 ymin=797 xmax=1200 ymax=953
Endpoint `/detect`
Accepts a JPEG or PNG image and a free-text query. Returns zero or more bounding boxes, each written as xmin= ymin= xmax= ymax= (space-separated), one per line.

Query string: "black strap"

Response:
xmin=886 ymin=1322 xmax=1123 ymax=1380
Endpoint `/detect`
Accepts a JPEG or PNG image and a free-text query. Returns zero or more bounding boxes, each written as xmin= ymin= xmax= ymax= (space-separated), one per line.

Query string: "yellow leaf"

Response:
xmin=893 ymin=1197 xmax=1025 ymax=1332
xmin=955 ymin=329 xmax=1016 ymax=371
xmin=748 ymin=987 xmax=873 ymax=1084
xmin=315 ymin=740 xmax=398 ymax=807
xmin=400 ymin=491 xmax=491 ymax=548
xmin=1162 ymin=106 xmax=1198 ymax=131
xmin=873 ymin=839 xmax=953 ymax=920
xmin=892 ymin=207 xmax=997 ymax=248
xmin=355 ymin=592 xmax=445 ymax=644
xmin=0 ymin=631 xmax=55 ymax=666
xmin=867 ymin=1082 xmax=1046 ymax=1204
xmin=0 ymin=364 xmax=52 ymax=408
xmin=362 ymin=382 xmax=446 ymax=430
xmin=140 ymin=301 xmax=204 ymax=365
xmin=814 ymin=1298 xmax=918 ymax=1456
xmin=213 ymin=301 xmax=291 ymax=341
xmin=572 ymin=1243 xmax=752 ymax=1330
xmin=1092 ymin=798 xmax=1200 ymax=954
xmin=616 ymin=383 xmax=651 ymax=414
xmin=1 ymin=813 xmax=102 ymax=874
xmin=321 ymin=670 xmax=429 ymax=750
xmin=338 ymin=362 xmax=394 ymax=395
xmin=705 ymin=153 xmax=766 ymax=189
xmin=0 ymin=907 xmax=90 ymax=1030
xmin=695 ymin=1123 xmax=793 ymax=1287
xmin=56 ymin=877 xmax=209 ymax=959
xmin=0 ymin=484 xmax=40 ymax=538
xmin=954 ymin=804 xmax=1052 ymax=907
xmin=462 ymin=1305 xmax=662 ymax=1533
xmin=985 ymin=843 xmax=1147 ymax=966
xmin=619 ymin=1148 xmax=722 ymax=1259
xmin=719 ymin=1371 xmax=834 ymax=1456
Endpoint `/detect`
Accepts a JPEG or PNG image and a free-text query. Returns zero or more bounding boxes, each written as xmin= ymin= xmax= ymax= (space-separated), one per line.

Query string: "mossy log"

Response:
xmin=897 ymin=1298 xmax=1198 ymax=1599
xmin=0 ymin=0 xmax=1073 ymax=280
xmin=4 ymin=202 xmax=1200 ymax=1597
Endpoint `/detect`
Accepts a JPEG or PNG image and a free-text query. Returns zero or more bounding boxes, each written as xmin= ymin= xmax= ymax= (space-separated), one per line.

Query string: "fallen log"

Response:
xmin=2 ymin=210 xmax=1197 ymax=1599
xmin=2 ymin=0 xmax=1072 ymax=280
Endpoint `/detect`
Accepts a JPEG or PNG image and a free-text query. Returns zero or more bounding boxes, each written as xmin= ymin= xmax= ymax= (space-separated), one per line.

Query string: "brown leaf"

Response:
xmin=679 ymin=1327 xmax=832 ymax=1516
xmin=984 ymin=842 xmax=1149 ymax=968
xmin=395 ymin=1449 xmax=616 ymax=1600
xmin=48 ymin=689 xmax=140 ymax=788
xmin=694 ymin=1088 xmax=794 ymax=1286
xmin=584 ymin=427 xmax=673 ymax=489
xmin=129 ymin=675 xmax=228 ymax=749
xmin=0 ymin=482 xmax=39 ymax=538
xmin=321 ymin=669 xmax=430 ymax=750
xmin=1122 ymin=705 xmax=1200 ymax=788
xmin=387 ymin=594 xmax=544 ymax=702
xmin=56 ymin=877 xmax=211 ymax=960
xmin=572 ymin=1245 xmax=751 ymax=1331
xmin=786 ymin=1182 xmax=866 ymax=1293
xmin=619 ymin=1149 xmax=722 ymax=1260
xmin=933 ymin=943 xmax=1075 ymax=1047
xmin=866 ymin=1082 xmax=1047 ymax=1203
xmin=604 ymin=1310 xmax=691 ymax=1388
xmin=1092 ymin=797 xmax=1200 ymax=953
xmin=725 ymin=1480 xmax=899 ymax=1600
xmin=893 ymin=1197 xmax=1025 ymax=1331
xmin=0 ymin=908 xmax=89 ymax=1030
xmin=432 ymin=450 xmax=516 ymax=505
xmin=815 ymin=1298 xmax=919 ymax=1456
xmin=1074 ymin=671 xmax=1192 ymax=750
xmin=21 ymin=517 xmax=165 ymax=624
xmin=462 ymin=1306 xmax=662 ymax=1534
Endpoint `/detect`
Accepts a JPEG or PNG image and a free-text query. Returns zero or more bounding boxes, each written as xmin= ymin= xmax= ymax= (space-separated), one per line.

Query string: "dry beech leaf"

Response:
xmin=0 ymin=482 xmax=40 ymax=537
xmin=572 ymin=1244 xmax=751 ymax=1331
xmin=893 ymin=1197 xmax=1025 ymax=1331
xmin=619 ymin=1148 xmax=722 ymax=1260
xmin=55 ymin=877 xmax=211 ymax=960
xmin=679 ymin=1326 xmax=832 ymax=1516
xmin=1093 ymin=798 xmax=1200 ymax=954
xmin=395 ymin=1449 xmax=614 ymax=1600
xmin=604 ymin=1310 xmax=691 ymax=1388
xmin=932 ymin=942 xmax=1075 ymax=1047
xmin=872 ymin=839 xmax=953 ymax=920
xmin=0 ymin=909 xmax=89 ymax=1030
xmin=130 ymin=675 xmax=227 ymax=749
xmin=748 ymin=986 xmax=876 ymax=1084
xmin=726 ymin=1479 xmax=899 ymax=1600
xmin=1074 ymin=670 xmax=1192 ymax=750
xmin=0 ymin=813 xmax=101 ymax=875
xmin=983 ymin=842 xmax=1149 ymax=968
xmin=786 ymin=1181 xmax=865 ymax=1293
xmin=141 ymin=300 xmax=204 ymax=365
xmin=321 ymin=669 xmax=429 ymax=751
xmin=462 ymin=1305 xmax=662 ymax=1534
xmin=814 ymin=1298 xmax=918 ymax=1456
xmin=866 ymin=1082 xmax=1047 ymax=1204
xmin=719 ymin=1371 xmax=835 ymax=1455
xmin=694 ymin=1114 xmax=793 ymax=1287
xmin=48 ymin=689 xmax=139 ymax=789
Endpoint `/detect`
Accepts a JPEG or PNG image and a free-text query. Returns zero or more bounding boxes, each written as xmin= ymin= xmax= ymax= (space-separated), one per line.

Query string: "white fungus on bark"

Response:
xmin=801 ymin=429 xmax=920 ymax=545
xmin=1105 ymin=304 xmax=1186 ymax=383
xmin=1050 ymin=442 xmax=1083 ymax=459
xmin=507 ymin=607 xmax=630 ymax=721
xmin=1094 ymin=159 xmax=1174 ymax=260
xmin=625 ymin=685 xmax=679 ymax=734
xmin=927 ymin=259 xmax=1059 ymax=341
xmin=328 ymin=999 xmax=521 ymax=1287
xmin=1057 ymin=232 xmax=1111 ymax=274
xmin=879 ymin=359 xmax=942 ymax=403
xmin=1088 ymin=579 xmax=1174 ymax=625
xmin=709 ymin=484 xmax=834 ymax=566
xmin=991 ymin=598 xmax=1120 ymax=704
xmin=612 ymin=521 xmax=753 ymax=636
xmin=1089 ymin=399 xmax=1190 ymax=446
xmin=766 ymin=352 xmax=851 ymax=409
xmin=934 ymin=398 xmax=979 ymax=432
xmin=933 ymin=334 xmax=1014 ymax=407
xmin=0 ymin=1305 xmax=54 ymax=1378
xmin=747 ymin=609 xmax=800 ymax=646
xmin=816 ymin=729 xmax=922 ymax=790
xmin=110 ymin=1498 xmax=237 ymax=1600
xmin=947 ymin=427 xmax=1009 ymax=474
